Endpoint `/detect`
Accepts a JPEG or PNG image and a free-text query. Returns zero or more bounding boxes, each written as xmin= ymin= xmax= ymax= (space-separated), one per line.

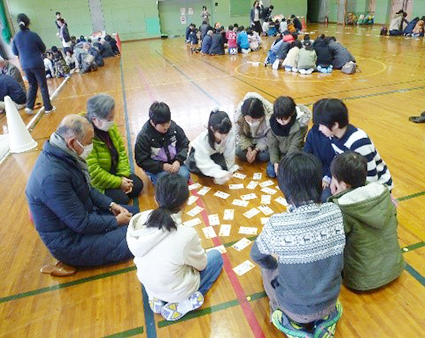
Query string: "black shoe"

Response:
xmin=409 ymin=115 xmax=425 ymax=123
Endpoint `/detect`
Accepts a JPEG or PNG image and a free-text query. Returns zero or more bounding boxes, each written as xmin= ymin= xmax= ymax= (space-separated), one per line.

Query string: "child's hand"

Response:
xmin=171 ymin=161 xmax=181 ymax=173
xmin=163 ymin=163 xmax=173 ymax=172
xmin=274 ymin=163 xmax=279 ymax=175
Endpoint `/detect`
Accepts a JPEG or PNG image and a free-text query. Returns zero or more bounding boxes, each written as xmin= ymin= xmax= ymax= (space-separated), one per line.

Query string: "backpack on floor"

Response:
xmin=341 ymin=61 xmax=360 ymax=75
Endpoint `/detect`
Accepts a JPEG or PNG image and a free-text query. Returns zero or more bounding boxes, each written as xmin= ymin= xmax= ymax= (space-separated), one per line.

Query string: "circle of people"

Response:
xmin=26 ymin=89 xmax=405 ymax=335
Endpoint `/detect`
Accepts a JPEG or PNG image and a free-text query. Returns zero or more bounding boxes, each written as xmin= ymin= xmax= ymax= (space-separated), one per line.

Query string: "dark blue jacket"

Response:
xmin=0 ymin=75 xmax=26 ymax=104
xmin=209 ymin=33 xmax=224 ymax=55
xmin=201 ymin=34 xmax=212 ymax=53
xmin=404 ymin=18 xmax=418 ymax=35
xmin=12 ymin=29 xmax=46 ymax=70
xmin=304 ymin=125 xmax=335 ymax=179
xmin=25 ymin=141 xmax=133 ymax=266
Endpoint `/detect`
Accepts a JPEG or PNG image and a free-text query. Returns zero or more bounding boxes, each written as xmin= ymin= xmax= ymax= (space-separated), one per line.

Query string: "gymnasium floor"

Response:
xmin=0 ymin=24 xmax=424 ymax=337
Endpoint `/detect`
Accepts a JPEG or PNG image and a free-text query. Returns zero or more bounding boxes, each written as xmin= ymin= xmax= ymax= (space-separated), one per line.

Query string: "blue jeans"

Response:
xmin=198 ymin=250 xmax=223 ymax=295
xmin=146 ymin=164 xmax=190 ymax=185
xmin=266 ymin=162 xmax=277 ymax=178
xmin=236 ymin=145 xmax=270 ymax=163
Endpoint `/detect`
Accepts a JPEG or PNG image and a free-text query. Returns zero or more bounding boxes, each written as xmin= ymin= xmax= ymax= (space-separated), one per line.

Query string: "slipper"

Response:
xmin=160 ymin=291 xmax=204 ymax=321
xmin=409 ymin=115 xmax=425 ymax=123
xmin=313 ymin=300 xmax=343 ymax=338
xmin=272 ymin=310 xmax=313 ymax=338
xmin=149 ymin=297 xmax=166 ymax=314
xmin=40 ymin=261 xmax=77 ymax=277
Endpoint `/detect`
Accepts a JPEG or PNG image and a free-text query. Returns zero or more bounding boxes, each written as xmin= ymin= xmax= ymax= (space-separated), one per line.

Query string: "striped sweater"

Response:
xmin=331 ymin=125 xmax=393 ymax=190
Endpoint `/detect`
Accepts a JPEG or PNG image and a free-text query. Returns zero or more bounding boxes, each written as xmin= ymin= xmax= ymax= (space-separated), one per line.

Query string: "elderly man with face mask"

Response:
xmin=26 ymin=114 xmax=138 ymax=276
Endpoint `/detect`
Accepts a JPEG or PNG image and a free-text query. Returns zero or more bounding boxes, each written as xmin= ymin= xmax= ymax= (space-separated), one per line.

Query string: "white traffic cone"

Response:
xmin=4 ymin=96 xmax=37 ymax=153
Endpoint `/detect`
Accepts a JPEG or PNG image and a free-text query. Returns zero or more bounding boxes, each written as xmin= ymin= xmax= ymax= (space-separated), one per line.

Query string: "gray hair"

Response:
xmin=86 ymin=93 xmax=115 ymax=121
xmin=56 ymin=114 xmax=91 ymax=140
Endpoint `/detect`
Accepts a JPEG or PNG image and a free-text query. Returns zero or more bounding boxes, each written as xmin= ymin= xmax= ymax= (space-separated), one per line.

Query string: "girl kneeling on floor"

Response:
xmin=186 ymin=110 xmax=239 ymax=184
xmin=126 ymin=174 xmax=223 ymax=321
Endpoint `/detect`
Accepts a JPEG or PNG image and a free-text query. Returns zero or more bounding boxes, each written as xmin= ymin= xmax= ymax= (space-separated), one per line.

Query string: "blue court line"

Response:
xmin=405 ymin=263 xmax=425 ymax=286
xmin=120 ymin=57 xmax=157 ymax=338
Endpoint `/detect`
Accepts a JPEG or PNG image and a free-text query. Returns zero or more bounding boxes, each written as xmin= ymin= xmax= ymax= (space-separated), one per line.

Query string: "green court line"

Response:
xmin=396 ymin=191 xmax=425 ymax=202
xmin=104 ymin=327 xmax=144 ymax=338
xmin=405 ymin=264 xmax=425 ymax=286
xmin=401 ymin=241 xmax=425 ymax=253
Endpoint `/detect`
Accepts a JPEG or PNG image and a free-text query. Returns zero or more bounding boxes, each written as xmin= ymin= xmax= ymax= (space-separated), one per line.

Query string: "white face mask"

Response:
xmin=247 ymin=120 xmax=261 ymax=128
xmin=76 ymin=140 xmax=93 ymax=160
xmin=97 ymin=119 xmax=114 ymax=132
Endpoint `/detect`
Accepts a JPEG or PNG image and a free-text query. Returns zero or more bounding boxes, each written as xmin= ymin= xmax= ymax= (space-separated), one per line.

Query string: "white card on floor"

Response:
xmin=229 ymin=183 xmax=244 ymax=190
xmin=233 ymin=173 xmax=247 ymax=179
xmin=219 ymin=224 xmax=231 ymax=236
xmin=261 ymin=195 xmax=271 ymax=205
xmin=253 ymin=173 xmax=262 ymax=180
xmin=239 ymin=226 xmax=258 ymax=235
xmin=246 ymin=181 xmax=259 ymax=190
xmin=206 ymin=245 xmax=227 ymax=254
xmin=202 ymin=226 xmax=217 ymax=239
xmin=261 ymin=217 xmax=270 ymax=225
xmin=243 ymin=207 xmax=260 ymax=219
xmin=275 ymin=196 xmax=289 ymax=206
xmin=261 ymin=187 xmax=278 ymax=195
xmin=233 ymin=260 xmax=255 ymax=276
xmin=232 ymin=238 xmax=252 ymax=251
xmin=223 ymin=209 xmax=234 ymax=220
xmin=258 ymin=205 xmax=274 ymax=216
xmin=214 ymin=191 xmax=230 ymax=199
xmin=241 ymin=193 xmax=257 ymax=201
xmin=197 ymin=186 xmax=211 ymax=195
xmin=183 ymin=218 xmax=202 ymax=227
xmin=187 ymin=195 xmax=199 ymax=206
xmin=187 ymin=206 xmax=204 ymax=217
xmin=208 ymin=214 xmax=220 ymax=226
xmin=232 ymin=199 xmax=249 ymax=207
xmin=259 ymin=180 xmax=275 ymax=188
xmin=188 ymin=182 xmax=201 ymax=190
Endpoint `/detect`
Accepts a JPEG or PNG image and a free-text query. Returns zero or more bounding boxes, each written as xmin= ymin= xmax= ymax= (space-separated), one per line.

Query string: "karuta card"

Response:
xmin=197 ymin=186 xmax=211 ymax=196
xmin=214 ymin=191 xmax=230 ymax=199
xmin=261 ymin=187 xmax=278 ymax=195
xmin=246 ymin=181 xmax=259 ymax=190
xmin=187 ymin=195 xmax=199 ymax=206
xmin=241 ymin=193 xmax=257 ymax=201
xmin=229 ymin=183 xmax=244 ymax=190
xmin=223 ymin=209 xmax=234 ymax=220
xmin=206 ymin=245 xmax=227 ymax=254
xmin=233 ymin=173 xmax=247 ymax=179
xmin=188 ymin=182 xmax=201 ymax=190
xmin=253 ymin=173 xmax=262 ymax=180
xmin=232 ymin=237 xmax=252 ymax=251
xmin=232 ymin=199 xmax=249 ymax=207
xmin=187 ymin=206 xmax=204 ymax=217
xmin=183 ymin=218 xmax=202 ymax=227
xmin=275 ymin=196 xmax=289 ymax=206
xmin=202 ymin=226 xmax=217 ymax=239
xmin=261 ymin=217 xmax=270 ymax=225
xmin=259 ymin=180 xmax=275 ymax=188
xmin=239 ymin=226 xmax=258 ymax=235
xmin=219 ymin=224 xmax=231 ymax=236
xmin=261 ymin=195 xmax=271 ymax=205
xmin=233 ymin=260 xmax=255 ymax=276
xmin=243 ymin=207 xmax=260 ymax=219
xmin=258 ymin=205 xmax=274 ymax=216
xmin=208 ymin=214 xmax=220 ymax=226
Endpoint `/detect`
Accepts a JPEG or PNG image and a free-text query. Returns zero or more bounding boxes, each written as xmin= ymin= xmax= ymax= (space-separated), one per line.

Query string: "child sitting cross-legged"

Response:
xmin=328 ymin=152 xmax=405 ymax=291
xmin=127 ymin=174 xmax=223 ymax=321
xmin=251 ymin=152 xmax=346 ymax=338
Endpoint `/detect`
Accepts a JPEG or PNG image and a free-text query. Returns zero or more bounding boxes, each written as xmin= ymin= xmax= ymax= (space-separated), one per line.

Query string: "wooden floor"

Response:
xmin=0 ymin=24 xmax=424 ymax=337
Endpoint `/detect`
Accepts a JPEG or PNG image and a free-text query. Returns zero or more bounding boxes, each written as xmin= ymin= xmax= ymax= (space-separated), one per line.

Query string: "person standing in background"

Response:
xmin=250 ymin=1 xmax=263 ymax=34
xmin=201 ymin=6 xmax=211 ymax=24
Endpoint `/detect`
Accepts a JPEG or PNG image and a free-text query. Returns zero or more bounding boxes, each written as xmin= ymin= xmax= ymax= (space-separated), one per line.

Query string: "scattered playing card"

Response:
xmin=187 ymin=195 xmax=199 ymax=205
xmin=243 ymin=207 xmax=260 ymax=219
xmin=214 ymin=191 xmax=230 ymax=199
xmin=253 ymin=173 xmax=262 ymax=180
xmin=188 ymin=182 xmax=201 ymax=191
xmin=239 ymin=226 xmax=258 ymax=235
xmin=233 ymin=260 xmax=255 ymax=276
xmin=206 ymin=245 xmax=227 ymax=254
xmin=232 ymin=199 xmax=249 ymax=207
xmin=246 ymin=181 xmax=259 ymax=190
xmin=241 ymin=193 xmax=258 ymax=201
xmin=233 ymin=173 xmax=247 ymax=179
xmin=187 ymin=206 xmax=204 ymax=217
xmin=208 ymin=214 xmax=220 ymax=226
xmin=261 ymin=195 xmax=271 ymax=205
xmin=261 ymin=217 xmax=270 ymax=225
xmin=259 ymin=180 xmax=275 ymax=188
xmin=261 ymin=187 xmax=278 ymax=195
xmin=275 ymin=196 xmax=289 ymax=206
xmin=258 ymin=205 xmax=274 ymax=216
xmin=223 ymin=209 xmax=234 ymax=220
xmin=197 ymin=187 xmax=211 ymax=195
xmin=232 ymin=238 xmax=252 ymax=251
xmin=219 ymin=224 xmax=231 ymax=236
xmin=202 ymin=226 xmax=217 ymax=239
xmin=229 ymin=183 xmax=244 ymax=190
xmin=183 ymin=218 xmax=202 ymax=227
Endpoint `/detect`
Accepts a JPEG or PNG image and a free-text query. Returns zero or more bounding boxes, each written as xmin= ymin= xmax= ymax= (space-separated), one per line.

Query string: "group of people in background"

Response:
xmin=385 ymin=9 xmax=425 ymax=37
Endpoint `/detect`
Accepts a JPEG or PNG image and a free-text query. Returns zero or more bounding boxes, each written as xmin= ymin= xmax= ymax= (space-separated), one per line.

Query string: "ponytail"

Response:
xmin=17 ymin=13 xmax=30 ymax=31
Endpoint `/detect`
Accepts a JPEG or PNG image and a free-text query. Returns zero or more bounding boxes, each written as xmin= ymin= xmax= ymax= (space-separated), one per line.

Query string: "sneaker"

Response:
xmin=313 ymin=300 xmax=343 ymax=338
xmin=292 ymin=67 xmax=298 ymax=72
xmin=272 ymin=310 xmax=313 ymax=338
xmin=306 ymin=68 xmax=314 ymax=75
xmin=317 ymin=65 xmax=322 ymax=72
xmin=149 ymin=297 xmax=166 ymax=314
xmin=45 ymin=106 xmax=56 ymax=115
xmin=299 ymin=69 xmax=307 ymax=75
xmin=285 ymin=66 xmax=292 ymax=72
xmin=25 ymin=108 xmax=34 ymax=115
xmin=160 ymin=291 xmax=204 ymax=321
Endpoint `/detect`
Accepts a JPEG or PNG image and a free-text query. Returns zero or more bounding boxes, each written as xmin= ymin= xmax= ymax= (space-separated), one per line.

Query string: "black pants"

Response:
xmin=186 ymin=149 xmax=227 ymax=176
xmin=25 ymin=68 xmax=53 ymax=111
xmin=104 ymin=173 xmax=144 ymax=205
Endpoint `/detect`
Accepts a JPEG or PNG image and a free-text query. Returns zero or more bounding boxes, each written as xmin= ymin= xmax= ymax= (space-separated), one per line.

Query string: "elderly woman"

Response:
xmin=85 ymin=93 xmax=143 ymax=204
